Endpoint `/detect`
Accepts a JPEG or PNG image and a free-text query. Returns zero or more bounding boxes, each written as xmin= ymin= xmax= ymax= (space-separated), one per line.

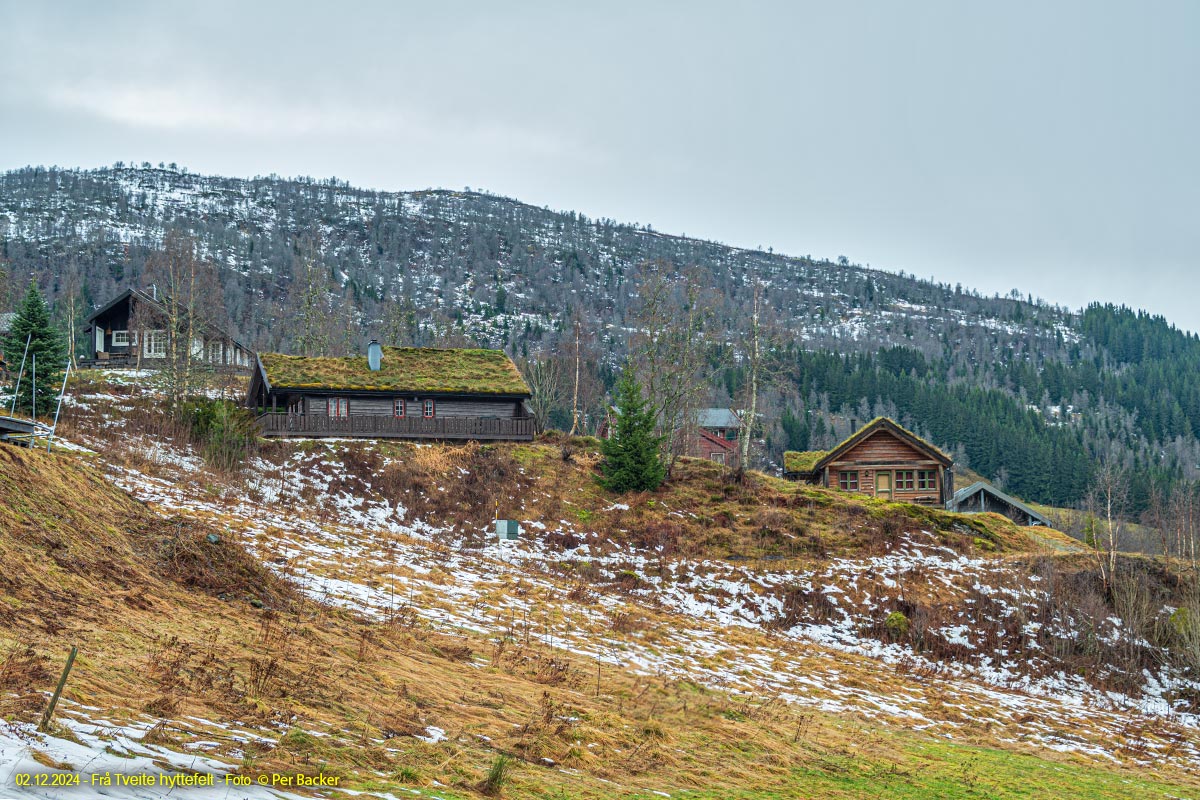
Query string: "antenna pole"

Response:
xmin=29 ymin=354 xmax=36 ymax=447
xmin=47 ymin=361 xmax=71 ymax=453
xmin=9 ymin=332 xmax=30 ymax=416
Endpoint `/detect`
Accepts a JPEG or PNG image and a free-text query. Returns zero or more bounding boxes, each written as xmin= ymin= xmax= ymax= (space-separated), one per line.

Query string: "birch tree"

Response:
xmin=520 ymin=354 xmax=566 ymax=433
xmin=1086 ymin=455 xmax=1129 ymax=594
xmin=628 ymin=266 xmax=713 ymax=476
xmin=143 ymin=231 xmax=222 ymax=411
xmin=733 ymin=271 xmax=783 ymax=481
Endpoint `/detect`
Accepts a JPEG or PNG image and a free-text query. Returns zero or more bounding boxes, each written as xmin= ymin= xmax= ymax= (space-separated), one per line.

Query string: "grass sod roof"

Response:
xmin=783 ymin=450 xmax=828 ymax=474
xmin=258 ymin=346 xmax=531 ymax=395
xmin=784 ymin=417 xmax=951 ymax=475
xmin=836 ymin=416 xmax=951 ymax=463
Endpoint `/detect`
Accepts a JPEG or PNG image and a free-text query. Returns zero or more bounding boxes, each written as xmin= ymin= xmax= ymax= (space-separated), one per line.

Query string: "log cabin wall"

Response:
xmin=302 ymin=395 xmax=522 ymax=418
xmin=823 ymin=429 xmax=944 ymax=505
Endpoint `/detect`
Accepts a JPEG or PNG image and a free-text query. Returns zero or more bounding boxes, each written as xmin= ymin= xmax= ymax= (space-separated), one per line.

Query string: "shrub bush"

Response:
xmin=179 ymin=398 xmax=258 ymax=470
xmin=884 ymin=611 xmax=911 ymax=640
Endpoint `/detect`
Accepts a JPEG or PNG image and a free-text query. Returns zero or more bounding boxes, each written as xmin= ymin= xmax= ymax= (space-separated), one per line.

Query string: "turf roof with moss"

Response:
xmin=783 ymin=450 xmax=828 ymax=473
xmin=258 ymin=347 xmax=531 ymax=395
xmin=783 ymin=417 xmax=950 ymax=475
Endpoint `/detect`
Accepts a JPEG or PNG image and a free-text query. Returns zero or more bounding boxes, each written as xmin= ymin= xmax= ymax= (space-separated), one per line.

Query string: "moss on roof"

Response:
xmin=259 ymin=347 xmax=531 ymax=395
xmin=784 ymin=418 xmax=950 ymax=475
xmin=784 ymin=450 xmax=828 ymax=473
xmin=835 ymin=416 xmax=951 ymax=462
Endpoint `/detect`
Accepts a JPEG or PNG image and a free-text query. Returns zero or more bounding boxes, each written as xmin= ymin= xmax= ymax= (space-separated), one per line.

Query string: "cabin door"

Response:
xmin=875 ymin=471 xmax=892 ymax=500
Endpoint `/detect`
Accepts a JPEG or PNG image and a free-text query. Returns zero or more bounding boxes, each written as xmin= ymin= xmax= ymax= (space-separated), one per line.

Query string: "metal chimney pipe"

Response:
xmin=367 ymin=340 xmax=382 ymax=371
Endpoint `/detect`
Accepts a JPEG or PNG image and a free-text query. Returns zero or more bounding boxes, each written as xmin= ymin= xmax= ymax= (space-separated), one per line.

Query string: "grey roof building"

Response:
xmin=947 ymin=481 xmax=1052 ymax=527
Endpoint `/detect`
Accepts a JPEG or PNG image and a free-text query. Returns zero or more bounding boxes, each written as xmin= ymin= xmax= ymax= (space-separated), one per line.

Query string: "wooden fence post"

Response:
xmin=38 ymin=646 xmax=78 ymax=732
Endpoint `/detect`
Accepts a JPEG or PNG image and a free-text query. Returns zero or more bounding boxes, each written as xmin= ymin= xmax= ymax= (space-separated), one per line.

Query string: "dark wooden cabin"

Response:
xmin=783 ymin=417 xmax=953 ymax=505
xmin=947 ymin=481 xmax=1051 ymax=527
xmin=82 ymin=288 xmax=253 ymax=370
xmin=247 ymin=342 xmax=534 ymax=441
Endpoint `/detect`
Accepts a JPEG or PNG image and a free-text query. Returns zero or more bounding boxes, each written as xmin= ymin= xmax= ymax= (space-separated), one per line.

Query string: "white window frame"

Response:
xmin=209 ymin=341 xmax=224 ymax=364
xmin=144 ymin=329 xmax=167 ymax=358
xmin=394 ymin=398 xmax=406 ymax=417
xmin=327 ymin=397 xmax=349 ymax=418
xmin=112 ymin=329 xmax=130 ymax=347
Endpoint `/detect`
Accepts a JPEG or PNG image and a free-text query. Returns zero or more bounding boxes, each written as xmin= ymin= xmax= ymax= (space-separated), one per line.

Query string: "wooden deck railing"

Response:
xmin=256 ymin=413 xmax=536 ymax=441
xmin=77 ymin=354 xmax=250 ymax=373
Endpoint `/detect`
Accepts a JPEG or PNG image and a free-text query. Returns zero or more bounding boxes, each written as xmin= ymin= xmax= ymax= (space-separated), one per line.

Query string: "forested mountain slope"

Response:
xmin=2 ymin=164 xmax=1199 ymax=514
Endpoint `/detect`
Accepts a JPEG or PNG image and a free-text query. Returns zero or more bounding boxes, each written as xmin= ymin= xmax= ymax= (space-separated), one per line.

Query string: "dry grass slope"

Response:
xmin=1 ymin=382 xmax=1193 ymax=798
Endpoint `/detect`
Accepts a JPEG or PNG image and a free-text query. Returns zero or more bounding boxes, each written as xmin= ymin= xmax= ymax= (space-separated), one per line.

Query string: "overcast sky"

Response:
xmin=2 ymin=2 xmax=1197 ymax=328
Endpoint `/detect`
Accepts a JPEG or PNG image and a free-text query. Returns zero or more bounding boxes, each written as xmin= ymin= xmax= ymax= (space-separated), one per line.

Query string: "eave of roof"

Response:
xmin=86 ymin=288 xmax=252 ymax=352
xmin=257 ymin=346 xmax=532 ymax=396
xmin=812 ymin=417 xmax=951 ymax=473
xmin=85 ymin=288 xmax=159 ymax=323
xmin=950 ymin=481 xmax=1051 ymax=526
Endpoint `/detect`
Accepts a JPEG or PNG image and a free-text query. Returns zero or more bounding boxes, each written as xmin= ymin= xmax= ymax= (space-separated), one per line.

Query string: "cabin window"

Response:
xmin=144 ymin=330 xmax=167 ymax=358
xmin=710 ymin=452 xmax=725 ymax=465
xmin=394 ymin=398 xmax=406 ymax=417
xmin=327 ymin=397 xmax=349 ymax=418
xmin=838 ymin=471 xmax=859 ymax=490
xmin=896 ymin=470 xmax=915 ymax=490
xmin=209 ymin=341 xmax=223 ymax=364
xmin=918 ymin=470 xmax=938 ymax=490
xmin=423 ymin=399 xmax=435 ymax=418
xmin=112 ymin=330 xmax=129 ymax=347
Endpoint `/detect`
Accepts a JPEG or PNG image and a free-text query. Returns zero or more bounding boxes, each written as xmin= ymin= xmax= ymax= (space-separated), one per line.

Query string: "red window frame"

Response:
xmin=327 ymin=397 xmax=349 ymax=418
xmin=394 ymin=398 xmax=406 ymax=417
xmin=423 ymin=399 xmax=435 ymax=418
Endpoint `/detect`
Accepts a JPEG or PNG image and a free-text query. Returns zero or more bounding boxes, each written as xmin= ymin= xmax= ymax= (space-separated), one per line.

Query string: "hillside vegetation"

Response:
xmin=7 ymin=166 xmax=1200 ymax=516
xmin=2 ymin=372 xmax=1198 ymax=797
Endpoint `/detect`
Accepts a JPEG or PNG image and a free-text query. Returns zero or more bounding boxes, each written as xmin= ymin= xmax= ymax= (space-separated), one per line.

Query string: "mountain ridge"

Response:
xmin=3 ymin=163 xmax=1200 ymax=515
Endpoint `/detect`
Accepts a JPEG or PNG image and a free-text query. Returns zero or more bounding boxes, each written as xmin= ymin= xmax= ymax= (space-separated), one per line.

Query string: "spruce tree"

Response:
xmin=3 ymin=281 xmax=67 ymax=418
xmin=598 ymin=367 xmax=665 ymax=493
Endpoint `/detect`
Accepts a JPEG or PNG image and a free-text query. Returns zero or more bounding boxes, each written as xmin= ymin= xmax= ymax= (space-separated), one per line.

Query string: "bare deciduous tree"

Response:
xmin=143 ymin=231 xmax=222 ymax=410
xmin=628 ymin=266 xmax=714 ymax=476
xmin=1086 ymin=455 xmax=1129 ymax=594
xmin=520 ymin=355 xmax=565 ymax=433
xmin=289 ymin=255 xmax=334 ymax=357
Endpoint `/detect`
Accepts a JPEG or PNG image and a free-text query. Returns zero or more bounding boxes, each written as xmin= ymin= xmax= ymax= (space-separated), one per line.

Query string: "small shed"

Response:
xmin=495 ymin=520 xmax=521 ymax=540
xmin=947 ymin=481 xmax=1052 ymax=527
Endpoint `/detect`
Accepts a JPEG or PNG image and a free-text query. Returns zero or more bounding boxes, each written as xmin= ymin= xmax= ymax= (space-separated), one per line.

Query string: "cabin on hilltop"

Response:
xmin=81 ymin=287 xmax=253 ymax=370
xmin=783 ymin=417 xmax=953 ymax=505
xmin=247 ymin=341 xmax=535 ymax=441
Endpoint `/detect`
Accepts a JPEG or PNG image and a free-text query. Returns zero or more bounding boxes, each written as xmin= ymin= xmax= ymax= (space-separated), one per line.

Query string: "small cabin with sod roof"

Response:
xmin=783 ymin=417 xmax=954 ymax=505
xmin=247 ymin=341 xmax=534 ymax=441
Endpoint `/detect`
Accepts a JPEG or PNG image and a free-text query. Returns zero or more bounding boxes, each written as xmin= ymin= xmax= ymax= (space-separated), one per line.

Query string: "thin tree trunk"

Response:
xmin=569 ymin=324 xmax=581 ymax=436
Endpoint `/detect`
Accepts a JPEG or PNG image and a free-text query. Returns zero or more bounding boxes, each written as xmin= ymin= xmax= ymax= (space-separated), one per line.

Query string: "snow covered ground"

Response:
xmin=48 ymin=384 xmax=1200 ymax=778
xmin=0 ymin=704 xmax=311 ymax=800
